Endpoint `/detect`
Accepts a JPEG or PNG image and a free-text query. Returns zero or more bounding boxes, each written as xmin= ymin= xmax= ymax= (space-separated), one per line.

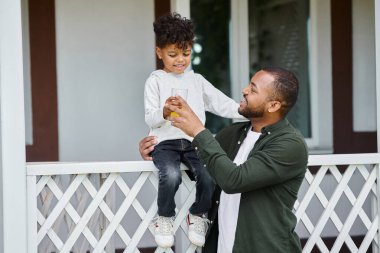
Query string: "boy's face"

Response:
xmin=156 ymin=44 xmax=192 ymax=74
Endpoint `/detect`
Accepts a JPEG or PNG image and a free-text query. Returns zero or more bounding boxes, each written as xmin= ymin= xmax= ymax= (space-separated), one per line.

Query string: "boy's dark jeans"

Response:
xmin=152 ymin=139 xmax=215 ymax=217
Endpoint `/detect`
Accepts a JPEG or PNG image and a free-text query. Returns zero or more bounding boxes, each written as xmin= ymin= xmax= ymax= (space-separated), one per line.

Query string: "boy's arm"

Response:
xmin=144 ymin=78 xmax=167 ymax=128
xmin=198 ymin=74 xmax=246 ymax=120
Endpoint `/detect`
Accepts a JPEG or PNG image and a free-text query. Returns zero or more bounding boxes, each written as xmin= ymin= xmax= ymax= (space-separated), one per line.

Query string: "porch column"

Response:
xmin=230 ymin=0 xmax=250 ymax=102
xmin=375 ymin=0 xmax=380 ymax=251
xmin=0 ymin=0 xmax=28 ymax=252
xmin=376 ymin=0 xmax=380 ymax=151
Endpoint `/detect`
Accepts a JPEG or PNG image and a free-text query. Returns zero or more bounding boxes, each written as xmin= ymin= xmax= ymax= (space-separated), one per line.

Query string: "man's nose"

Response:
xmin=242 ymin=86 xmax=249 ymax=94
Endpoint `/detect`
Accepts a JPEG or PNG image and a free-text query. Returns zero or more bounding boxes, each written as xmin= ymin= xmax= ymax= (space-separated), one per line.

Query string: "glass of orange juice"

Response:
xmin=170 ymin=88 xmax=188 ymax=117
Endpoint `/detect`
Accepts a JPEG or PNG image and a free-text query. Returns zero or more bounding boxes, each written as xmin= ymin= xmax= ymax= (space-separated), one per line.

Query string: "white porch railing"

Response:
xmin=27 ymin=153 xmax=380 ymax=253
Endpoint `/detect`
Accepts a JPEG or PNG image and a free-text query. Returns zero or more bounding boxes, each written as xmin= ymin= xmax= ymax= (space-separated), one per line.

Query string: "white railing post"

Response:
xmin=376 ymin=0 xmax=380 ymax=151
xmin=371 ymin=159 xmax=380 ymax=253
xmin=376 ymin=163 xmax=380 ymax=253
xmin=373 ymin=161 xmax=380 ymax=253
xmin=27 ymin=175 xmax=37 ymax=253
xmin=375 ymin=0 xmax=380 ymax=250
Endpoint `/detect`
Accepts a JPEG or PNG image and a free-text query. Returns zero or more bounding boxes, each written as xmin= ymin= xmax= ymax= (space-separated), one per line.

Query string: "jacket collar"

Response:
xmin=239 ymin=118 xmax=289 ymax=140
xmin=260 ymin=118 xmax=289 ymax=135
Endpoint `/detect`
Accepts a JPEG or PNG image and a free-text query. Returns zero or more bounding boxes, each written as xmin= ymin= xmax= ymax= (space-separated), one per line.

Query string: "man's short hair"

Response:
xmin=153 ymin=12 xmax=194 ymax=50
xmin=262 ymin=67 xmax=299 ymax=116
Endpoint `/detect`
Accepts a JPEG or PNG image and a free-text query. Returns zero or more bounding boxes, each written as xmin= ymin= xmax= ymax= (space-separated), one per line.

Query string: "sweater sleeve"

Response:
xmin=198 ymin=74 xmax=246 ymax=120
xmin=192 ymin=129 xmax=308 ymax=194
xmin=144 ymin=76 xmax=167 ymax=128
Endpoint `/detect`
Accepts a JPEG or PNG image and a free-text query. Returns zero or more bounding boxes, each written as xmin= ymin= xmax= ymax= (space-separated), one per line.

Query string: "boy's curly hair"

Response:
xmin=153 ymin=12 xmax=194 ymax=50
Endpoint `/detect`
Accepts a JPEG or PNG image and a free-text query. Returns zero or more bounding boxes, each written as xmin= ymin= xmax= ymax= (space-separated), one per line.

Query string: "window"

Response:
xmin=188 ymin=0 xmax=332 ymax=151
xmin=190 ymin=0 xmax=233 ymax=133
xmin=248 ymin=0 xmax=311 ymax=138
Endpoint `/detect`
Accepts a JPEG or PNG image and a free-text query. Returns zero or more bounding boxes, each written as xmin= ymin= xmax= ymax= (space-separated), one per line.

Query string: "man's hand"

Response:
xmin=163 ymin=96 xmax=183 ymax=119
xmin=167 ymin=96 xmax=205 ymax=137
xmin=139 ymin=136 xmax=157 ymax=161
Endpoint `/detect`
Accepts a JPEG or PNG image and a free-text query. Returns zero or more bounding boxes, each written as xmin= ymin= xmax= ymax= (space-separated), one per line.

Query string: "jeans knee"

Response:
xmin=168 ymin=169 xmax=181 ymax=184
xmin=160 ymin=167 xmax=182 ymax=187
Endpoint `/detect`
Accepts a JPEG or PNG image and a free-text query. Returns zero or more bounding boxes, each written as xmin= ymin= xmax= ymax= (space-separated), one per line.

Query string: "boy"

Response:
xmin=144 ymin=12 xmax=244 ymax=248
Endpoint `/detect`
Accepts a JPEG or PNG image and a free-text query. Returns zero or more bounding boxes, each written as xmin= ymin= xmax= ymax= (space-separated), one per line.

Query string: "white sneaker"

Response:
xmin=154 ymin=216 xmax=175 ymax=248
xmin=187 ymin=214 xmax=209 ymax=247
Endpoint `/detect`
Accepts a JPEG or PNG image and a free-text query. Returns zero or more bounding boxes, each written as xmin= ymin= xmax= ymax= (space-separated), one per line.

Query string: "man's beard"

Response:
xmin=238 ymin=103 xmax=265 ymax=118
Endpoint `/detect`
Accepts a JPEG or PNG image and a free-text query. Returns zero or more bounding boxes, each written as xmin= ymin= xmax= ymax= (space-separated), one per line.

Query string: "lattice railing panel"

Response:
xmin=295 ymin=162 xmax=379 ymax=253
xmin=29 ymin=163 xmax=200 ymax=253
xmin=27 ymin=155 xmax=380 ymax=253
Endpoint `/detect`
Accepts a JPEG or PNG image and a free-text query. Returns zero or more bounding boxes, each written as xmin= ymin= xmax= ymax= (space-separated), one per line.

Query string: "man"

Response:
xmin=139 ymin=67 xmax=308 ymax=253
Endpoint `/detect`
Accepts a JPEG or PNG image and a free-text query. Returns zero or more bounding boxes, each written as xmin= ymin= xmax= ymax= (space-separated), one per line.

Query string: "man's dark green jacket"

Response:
xmin=192 ymin=119 xmax=308 ymax=253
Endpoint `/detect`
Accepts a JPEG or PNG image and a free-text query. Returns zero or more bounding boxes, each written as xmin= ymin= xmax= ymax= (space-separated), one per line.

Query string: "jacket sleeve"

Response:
xmin=198 ymin=74 xmax=245 ymax=120
xmin=193 ymin=129 xmax=308 ymax=194
xmin=144 ymin=77 xmax=167 ymax=128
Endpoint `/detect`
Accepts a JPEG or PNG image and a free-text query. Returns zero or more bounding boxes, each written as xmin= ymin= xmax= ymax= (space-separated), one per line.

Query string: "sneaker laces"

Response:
xmin=153 ymin=216 xmax=174 ymax=235
xmin=189 ymin=214 xmax=210 ymax=234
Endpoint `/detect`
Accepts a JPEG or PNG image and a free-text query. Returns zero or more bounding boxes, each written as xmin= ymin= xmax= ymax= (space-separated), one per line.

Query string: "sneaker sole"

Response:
xmin=155 ymin=236 xmax=174 ymax=248
xmin=188 ymin=232 xmax=205 ymax=247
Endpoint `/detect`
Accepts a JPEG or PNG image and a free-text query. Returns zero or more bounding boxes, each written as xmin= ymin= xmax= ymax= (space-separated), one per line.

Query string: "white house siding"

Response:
xmin=353 ymin=0 xmax=376 ymax=132
xmin=55 ymin=0 xmax=156 ymax=248
xmin=55 ymin=0 xmax=155 ymax=163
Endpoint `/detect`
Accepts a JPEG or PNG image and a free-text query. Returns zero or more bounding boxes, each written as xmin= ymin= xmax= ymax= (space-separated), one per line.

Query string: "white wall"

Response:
xmin=55 ymin=0 xmax=155 ymax=162
xmin=353 ymin=0 xmax=376 ymax=132
xmin=55 ymin=1 xmax=156 ymax=248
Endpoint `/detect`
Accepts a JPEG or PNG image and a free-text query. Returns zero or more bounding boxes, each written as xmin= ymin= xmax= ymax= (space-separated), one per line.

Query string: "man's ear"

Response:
xmin=156 ymin=47 xmax=162 ymax=59
xmin=268 ymin=101 xmax=282 ymax=113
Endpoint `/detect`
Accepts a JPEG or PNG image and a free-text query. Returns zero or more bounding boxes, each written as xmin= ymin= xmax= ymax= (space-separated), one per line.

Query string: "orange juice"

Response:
xmin=170 ymin=111 xmax=180 ymax=117
xmin=170 ymin=88 xmax=187 ymax=118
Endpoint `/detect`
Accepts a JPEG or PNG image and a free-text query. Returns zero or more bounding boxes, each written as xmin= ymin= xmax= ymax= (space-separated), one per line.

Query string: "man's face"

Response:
xmin=238 ymin=71 xmax=275 ymax=118
xmin=156 ymin=44 xmax=192 ymax=74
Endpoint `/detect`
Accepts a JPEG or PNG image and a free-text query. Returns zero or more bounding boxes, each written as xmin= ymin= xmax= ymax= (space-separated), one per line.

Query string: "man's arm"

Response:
xmin=144 ymin=78 xmax=167 ymax=128
xmin=193 ymin=129 xmax=307 ymax=193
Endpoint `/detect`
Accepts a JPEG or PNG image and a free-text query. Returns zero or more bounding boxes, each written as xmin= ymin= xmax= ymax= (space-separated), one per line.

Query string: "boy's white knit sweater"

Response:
xmin=144 ymin=70 xmax=245 ymax=143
